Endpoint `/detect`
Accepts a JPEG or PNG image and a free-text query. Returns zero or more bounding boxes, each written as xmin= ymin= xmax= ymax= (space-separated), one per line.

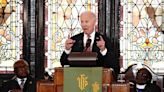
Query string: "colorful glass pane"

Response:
xmin=0 ymin=0 xmax=23 ymax=73
xmin=120 ymin=0 xmax=164 ymax=73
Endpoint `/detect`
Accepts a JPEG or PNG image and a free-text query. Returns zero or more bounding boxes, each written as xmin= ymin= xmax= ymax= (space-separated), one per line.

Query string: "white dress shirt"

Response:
xmin=17 ymin=77 xmax=27 ymax=87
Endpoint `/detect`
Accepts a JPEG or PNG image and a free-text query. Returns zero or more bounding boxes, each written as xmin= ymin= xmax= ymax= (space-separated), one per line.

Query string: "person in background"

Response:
xmin=1 ymin=59 xmax=36 ymax=92
xmin=134 ymin=68 xmax=161 ymax=92
xmin=44 ymin=72 xmax=53 ymax=81
xmin=60 ymin=11 xmax=119 ymax=75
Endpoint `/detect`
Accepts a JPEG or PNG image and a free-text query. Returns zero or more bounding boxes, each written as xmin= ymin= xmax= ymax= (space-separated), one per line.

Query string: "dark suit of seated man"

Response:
xmin=1 ymin=59 xmax=36 ymax=92
xmin=133 ymin=68 xmax=161 ymax=92
xmin=60 ymin=11 xmax=119 ymax=75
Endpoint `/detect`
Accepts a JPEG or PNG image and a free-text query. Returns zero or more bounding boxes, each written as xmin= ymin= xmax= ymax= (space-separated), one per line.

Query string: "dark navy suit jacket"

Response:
xmin=60 ymin=32 xmax=119 ymax=74
xmin=1 ymin=75 xmax=36 ymax=92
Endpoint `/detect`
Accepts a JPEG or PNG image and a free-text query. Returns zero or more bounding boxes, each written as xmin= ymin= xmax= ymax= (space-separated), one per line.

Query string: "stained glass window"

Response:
xmin=0 ymin=0 xmax=23 ymax=73
xmin=120 ymin=0 xmax=164 ymax=73
xmin=44 ymin=0 xmax=98 ymax=70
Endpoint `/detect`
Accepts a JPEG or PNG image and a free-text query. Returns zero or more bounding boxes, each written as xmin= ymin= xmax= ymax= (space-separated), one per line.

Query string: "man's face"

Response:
xmin=136 ymin=68 xmax=151 ymax=85
xmin=80 ymin=13 xmax=96 ymax=35
xmin=14 ymin=62 xmax=29 ymax=78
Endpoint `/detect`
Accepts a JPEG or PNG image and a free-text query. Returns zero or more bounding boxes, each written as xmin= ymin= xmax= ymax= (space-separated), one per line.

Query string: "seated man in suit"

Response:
xmin=1 ymin=59 xmax=36 ymax=92
xmin=60 ymin=11 xmax=119 ymax=75
xmin=134 ymin=68 xmax=161 ymax=92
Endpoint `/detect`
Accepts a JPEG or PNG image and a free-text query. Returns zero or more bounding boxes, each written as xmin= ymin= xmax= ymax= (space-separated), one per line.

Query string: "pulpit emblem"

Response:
xmin=77 ymin=74 xmax=88 ymax=90
xmin=92 ymin=82 xmax=100 ymax=92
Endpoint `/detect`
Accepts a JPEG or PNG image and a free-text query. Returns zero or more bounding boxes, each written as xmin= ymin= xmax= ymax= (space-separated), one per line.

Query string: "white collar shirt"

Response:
xmin=17 ymin=77 xmax=27 ymax=86
xmin=83 ymin=31 xmax=95 ymax=49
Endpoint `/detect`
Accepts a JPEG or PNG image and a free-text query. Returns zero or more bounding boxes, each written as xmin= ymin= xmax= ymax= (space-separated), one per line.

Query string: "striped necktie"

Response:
xmin=20 ymin=79 xmax=25 ymax=90
xmin=84 ymin=38 xmax=92 ymax=52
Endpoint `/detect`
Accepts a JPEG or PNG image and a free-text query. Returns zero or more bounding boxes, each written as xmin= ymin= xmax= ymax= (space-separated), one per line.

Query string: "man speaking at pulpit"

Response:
xmin=60 ymin=11 xmax=119 ymax=75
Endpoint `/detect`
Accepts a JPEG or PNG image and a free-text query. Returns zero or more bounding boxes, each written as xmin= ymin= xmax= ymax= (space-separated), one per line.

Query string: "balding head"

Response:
xmin=80 ymin=11 xmax=96 ymax=20
xmin=80 ymin=11 xmax=97 ymax=35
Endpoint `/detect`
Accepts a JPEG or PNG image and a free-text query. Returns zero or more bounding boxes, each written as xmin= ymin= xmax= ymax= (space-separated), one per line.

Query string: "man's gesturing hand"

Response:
xmin=65 ymin=38 xmax=75 ymax=50
xmin=96 ymin=36 xmax=106 ymax=51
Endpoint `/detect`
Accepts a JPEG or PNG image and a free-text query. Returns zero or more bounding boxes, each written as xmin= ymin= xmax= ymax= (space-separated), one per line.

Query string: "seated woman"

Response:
xmin=133 ymin=68 xmax=161 ymax=92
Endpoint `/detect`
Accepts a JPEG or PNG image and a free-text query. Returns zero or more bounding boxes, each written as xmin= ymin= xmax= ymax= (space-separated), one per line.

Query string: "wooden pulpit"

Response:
xmin=54 ymin=67 xmax=115 ymax=92
xmin=111 ymin=82 xmax=130 ymax=92
xmin=37 ymin=68 xmax=131 ymax=92
xmin=37 ymin=80 xmax=54 ymax=92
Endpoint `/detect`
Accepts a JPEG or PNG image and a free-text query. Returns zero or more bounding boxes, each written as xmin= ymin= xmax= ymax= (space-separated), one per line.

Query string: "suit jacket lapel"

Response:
xmin=23 ymin=77 xmax=32 ymax=91
xmin=13 ymin=77 xmax=21 ymax=89
xmin=72 ymin=33 xmax=84 ymax=52
xmin=23 ymin=79 xmax=28 ymax=91
xmin=81 ymin=33 xmax=84 ymax=51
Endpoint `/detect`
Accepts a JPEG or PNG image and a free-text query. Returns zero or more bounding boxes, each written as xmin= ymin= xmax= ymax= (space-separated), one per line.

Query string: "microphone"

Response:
xmin=84 ymin=38 xmax=91 ymax=51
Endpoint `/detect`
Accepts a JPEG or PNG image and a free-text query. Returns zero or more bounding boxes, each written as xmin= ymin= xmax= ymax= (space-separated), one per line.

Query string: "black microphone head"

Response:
xmin=86 ymin=39 xmax=91 ymax=48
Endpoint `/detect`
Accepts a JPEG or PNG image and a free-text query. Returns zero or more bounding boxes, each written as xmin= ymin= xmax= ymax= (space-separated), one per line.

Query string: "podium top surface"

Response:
xmin=68 ymin=52 xmax=97 ymax=61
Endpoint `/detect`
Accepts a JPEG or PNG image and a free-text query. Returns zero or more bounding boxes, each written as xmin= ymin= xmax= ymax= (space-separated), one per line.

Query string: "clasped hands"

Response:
xmin=65 ymin=36 xmax=106 ymax=51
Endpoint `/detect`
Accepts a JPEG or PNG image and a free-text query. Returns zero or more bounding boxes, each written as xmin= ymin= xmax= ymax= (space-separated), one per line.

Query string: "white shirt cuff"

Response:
xmin=100 ymin=48 xmax=107 ymax=56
